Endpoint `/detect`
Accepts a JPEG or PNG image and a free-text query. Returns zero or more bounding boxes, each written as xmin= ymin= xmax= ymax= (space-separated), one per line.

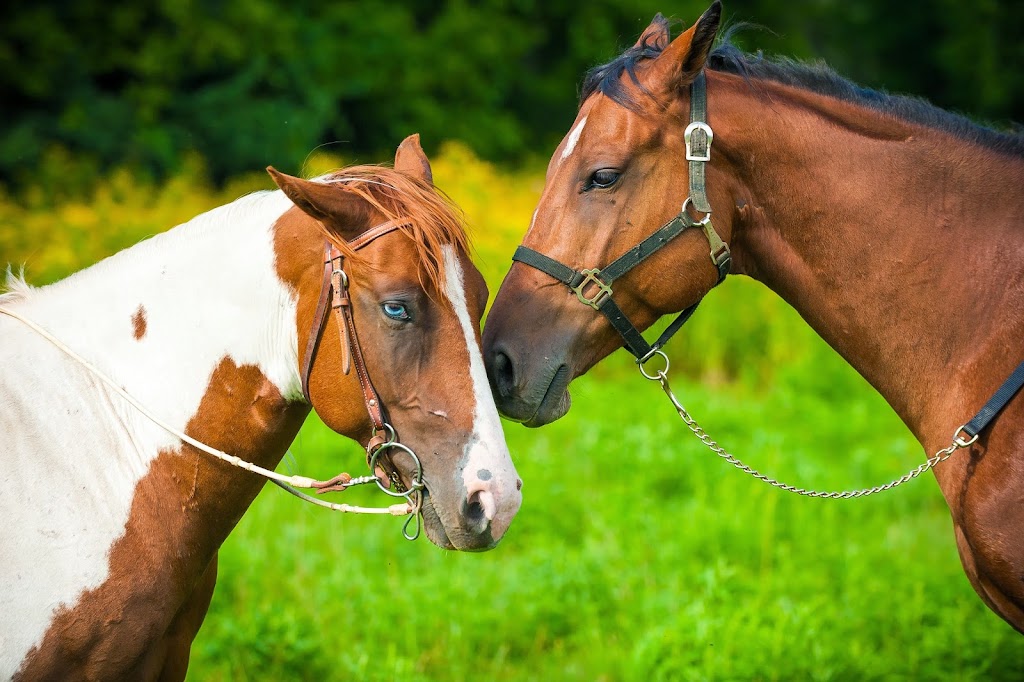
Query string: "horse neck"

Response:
xmin=14 ymin=190 xmax=310 ymax=555
xmin=710 ymin=73 xmax=1024 ymax=445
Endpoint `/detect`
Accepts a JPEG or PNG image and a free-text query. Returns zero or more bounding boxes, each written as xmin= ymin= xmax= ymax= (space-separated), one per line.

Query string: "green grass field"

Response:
xmin=3 ymin=148 xmax=1022 ymax=680
xmin=185 ymin=305 xmax=1024 ymax=681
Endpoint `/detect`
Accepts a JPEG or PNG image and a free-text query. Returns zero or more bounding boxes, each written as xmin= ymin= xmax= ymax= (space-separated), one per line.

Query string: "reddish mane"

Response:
xmin=322 ymin=165 xmax=469 ymax=295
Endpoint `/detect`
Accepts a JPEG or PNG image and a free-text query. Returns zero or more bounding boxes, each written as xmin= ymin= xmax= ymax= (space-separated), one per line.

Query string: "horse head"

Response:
xmin=483 ymin=4 xmax=726 ymax=426
xmin=271 ymin=136 xmax=522 ymax=550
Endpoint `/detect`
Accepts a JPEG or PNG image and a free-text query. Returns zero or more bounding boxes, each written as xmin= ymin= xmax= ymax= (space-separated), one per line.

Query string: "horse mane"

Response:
xmin=1 ymin=169 xmax=469 ymax=306
xmin=320 ymin=165 xmax=469 ymax=295
xmin=0 ymin=266 xmax=32 ymax=304
xmin=579 ymin=14 xmax=675 ymax=114
xmin=581 ymin=21 xmax=1024 ymax=157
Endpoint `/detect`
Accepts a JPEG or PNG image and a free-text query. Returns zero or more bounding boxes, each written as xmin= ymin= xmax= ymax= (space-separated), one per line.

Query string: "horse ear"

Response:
xmin=650 ymin=1 xmax=722 ymax=90
xmin=394 ymin=133 xmax=434 ymax=185
xmin=633 ymin=12 xmax=671 ymax=50
xmin=266 ymin=166 xmax=370 ymax=240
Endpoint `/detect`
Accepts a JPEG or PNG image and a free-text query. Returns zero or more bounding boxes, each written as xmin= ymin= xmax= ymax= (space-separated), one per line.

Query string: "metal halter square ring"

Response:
xmin=572 ymin=268 xmax=613 ymax=309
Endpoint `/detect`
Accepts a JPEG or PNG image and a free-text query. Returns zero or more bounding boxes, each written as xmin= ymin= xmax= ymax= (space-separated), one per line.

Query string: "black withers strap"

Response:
xmin=963 ymin=359 xmax=1024 ymax=438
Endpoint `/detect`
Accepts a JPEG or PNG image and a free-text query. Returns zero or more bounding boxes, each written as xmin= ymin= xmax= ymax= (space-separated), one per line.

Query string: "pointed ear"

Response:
xmin=394 ymin=133 xmax=433 ymax=185
xmin=633 ymin=12 xmax=671 ymax=51
xmin=649 ymin=1 xmax=722 ymax=91
xmin=267 ymin=166 xmax=371 ymax=241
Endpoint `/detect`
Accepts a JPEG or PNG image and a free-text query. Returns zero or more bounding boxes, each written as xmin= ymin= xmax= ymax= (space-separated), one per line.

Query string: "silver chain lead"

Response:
xmin=639 ymin=351 xmax=975 ymax=498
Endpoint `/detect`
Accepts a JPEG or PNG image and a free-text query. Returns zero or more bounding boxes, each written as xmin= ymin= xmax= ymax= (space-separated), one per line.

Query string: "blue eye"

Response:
xmin=382 ymin=301 xmax=411 ymax=321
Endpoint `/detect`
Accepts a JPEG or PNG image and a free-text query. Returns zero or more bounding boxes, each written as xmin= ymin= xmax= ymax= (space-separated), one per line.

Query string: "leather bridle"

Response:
xmin=511 ymin=71 xmax=730 ymax=364
xmin=301 ymin=219 xmax=424 ymax=500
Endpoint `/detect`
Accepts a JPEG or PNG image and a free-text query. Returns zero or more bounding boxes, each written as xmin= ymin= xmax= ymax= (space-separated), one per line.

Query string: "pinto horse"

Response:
xmin=482 ymin=3 xmax=1024 ymax=632
xmin=0 ymin=135 xmax=522 ymax=679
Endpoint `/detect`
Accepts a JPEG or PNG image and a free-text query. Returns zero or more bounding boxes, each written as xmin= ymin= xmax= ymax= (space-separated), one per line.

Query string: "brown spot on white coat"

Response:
xmin=132 ymin=305 xmax=147 ymax=340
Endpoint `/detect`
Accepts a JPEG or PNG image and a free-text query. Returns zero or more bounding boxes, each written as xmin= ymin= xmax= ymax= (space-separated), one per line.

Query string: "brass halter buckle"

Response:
xmin=572 ymin=268 xmax=613 ymax=310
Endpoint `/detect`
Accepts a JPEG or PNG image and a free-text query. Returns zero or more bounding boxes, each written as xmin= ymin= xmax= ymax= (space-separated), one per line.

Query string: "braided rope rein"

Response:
xmin=0 ymin=306 xmax=413 ymax=516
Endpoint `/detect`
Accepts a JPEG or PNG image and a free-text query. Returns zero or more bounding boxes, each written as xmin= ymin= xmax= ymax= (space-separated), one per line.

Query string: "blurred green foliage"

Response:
xmin=2 ymin=0 xmax=1021 ymax=187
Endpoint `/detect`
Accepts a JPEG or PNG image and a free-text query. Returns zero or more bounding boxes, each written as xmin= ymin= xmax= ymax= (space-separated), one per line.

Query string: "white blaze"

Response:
xmin=440 ymin=246 xmax=519 ymax=528
xmin=560 ymin=116 xmax=588 ymax=161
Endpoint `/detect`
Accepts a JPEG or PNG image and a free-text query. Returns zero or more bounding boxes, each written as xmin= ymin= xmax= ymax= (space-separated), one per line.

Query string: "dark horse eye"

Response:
xmin=587 ymin=169 xmax=620 ymax=190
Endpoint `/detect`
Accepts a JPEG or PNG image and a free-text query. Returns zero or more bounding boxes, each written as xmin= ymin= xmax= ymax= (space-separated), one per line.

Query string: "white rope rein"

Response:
xmin=0 ymin=305 xmax=411 ymax=516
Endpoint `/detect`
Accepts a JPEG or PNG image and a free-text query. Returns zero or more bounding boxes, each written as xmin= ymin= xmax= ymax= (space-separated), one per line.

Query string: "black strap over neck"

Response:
xmin=963 ymin=360 xmax=1024 ymax=438
xmin=512 ymin=71 xmax=729 ymax=361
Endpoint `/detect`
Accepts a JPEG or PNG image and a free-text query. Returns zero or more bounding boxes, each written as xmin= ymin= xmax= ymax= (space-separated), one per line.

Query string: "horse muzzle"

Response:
xmin=419 ymin=466 xmax=522 ymax=551
xmin=485 ymin=343 xmax=573 ymax=427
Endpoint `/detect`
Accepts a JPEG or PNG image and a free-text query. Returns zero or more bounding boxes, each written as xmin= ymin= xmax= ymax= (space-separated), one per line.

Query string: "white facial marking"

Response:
xmin=560 ymin=116 xmax=588 ymax=161
xmin=0 ymin=190 xmax=300 ymax=675
xmin=440 ymin=246 xmax=521 ymax=534
xmin=523 ymin=208 xmax=541 ymax=241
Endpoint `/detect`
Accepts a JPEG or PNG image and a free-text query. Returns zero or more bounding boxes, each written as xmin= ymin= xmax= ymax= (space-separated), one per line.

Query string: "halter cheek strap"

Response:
xmin=299 ymin=220 xmax=419 ymax=497
xmin=512 ymin=71 xmax=730 ymax=361
xmin=301 ymin=222 xmax=404 ymax=411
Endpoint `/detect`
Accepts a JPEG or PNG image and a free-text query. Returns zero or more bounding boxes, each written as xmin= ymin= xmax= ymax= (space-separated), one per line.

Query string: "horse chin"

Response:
xmin=525 ymin=365 xmax=573 ymax=427
xmin=525 ymin=389 xmax=571 ymax=427
xmin=419 ymin=490 xmax=455 ymax=550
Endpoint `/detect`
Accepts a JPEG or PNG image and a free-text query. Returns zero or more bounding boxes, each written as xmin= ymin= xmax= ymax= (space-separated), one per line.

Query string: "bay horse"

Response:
xmin=482 ymin=3 xmax=1024 ymax=632
xmin=0 ymin=135 xmax=522 ymax=680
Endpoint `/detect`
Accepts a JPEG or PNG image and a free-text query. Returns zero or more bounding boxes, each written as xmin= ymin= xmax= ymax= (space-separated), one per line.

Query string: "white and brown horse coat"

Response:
xmin=0 ymin=169 xmax=519 ymax=678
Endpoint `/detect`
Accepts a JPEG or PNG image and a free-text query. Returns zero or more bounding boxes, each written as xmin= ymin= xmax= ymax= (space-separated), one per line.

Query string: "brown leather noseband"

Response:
xmin=300 ymin=219 xmax=419 ymax=496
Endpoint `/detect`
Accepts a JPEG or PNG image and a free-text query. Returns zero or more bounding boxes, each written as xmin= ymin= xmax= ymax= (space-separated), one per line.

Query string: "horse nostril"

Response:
xmin=490 ymin=349 xmax=516 ymax=399
xmin=463 ymin=489 xmax=496 ymax=532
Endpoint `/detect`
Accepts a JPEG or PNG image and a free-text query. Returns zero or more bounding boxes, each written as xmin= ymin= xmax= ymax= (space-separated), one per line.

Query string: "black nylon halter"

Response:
xmin=512 ymin=71 xmax=731 ymax=361
xmin=511 ymin=70 xmax=1024 ymax=460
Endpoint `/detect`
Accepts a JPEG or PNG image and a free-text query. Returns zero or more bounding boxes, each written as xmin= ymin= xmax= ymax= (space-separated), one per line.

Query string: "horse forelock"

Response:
xmin=320 ymin=166 xmax=470 ymax=299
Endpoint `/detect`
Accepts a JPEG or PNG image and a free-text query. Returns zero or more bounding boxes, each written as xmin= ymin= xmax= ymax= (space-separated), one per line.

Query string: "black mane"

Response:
xmin=580 ymin=23 xmax=1024 ymax=157
xmin=580 ymin=15 xmax=674 ymax=114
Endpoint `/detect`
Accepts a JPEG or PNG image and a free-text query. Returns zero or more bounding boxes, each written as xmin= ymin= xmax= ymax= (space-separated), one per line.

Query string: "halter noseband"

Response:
xmin=300 ymin=220 xmax=425 ymax=508
xmin=511 ymin=71 xmax=730 ymax=363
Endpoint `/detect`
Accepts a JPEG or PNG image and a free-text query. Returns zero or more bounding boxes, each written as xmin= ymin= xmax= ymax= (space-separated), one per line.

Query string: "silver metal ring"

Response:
xmin=682 ymin=197 xmax=711 ymax=226
xmin=638 ymin=350 xmax=670 ymax=380
xmin=371 ymin=422 xmax=397 ymax=446
xmin=368 ymin=440 xmax=425 ymax=498
xmin=952 ymin=424 xmax=979 ymax=448
xmin=402 ymin=490 xmax=423 ymax=541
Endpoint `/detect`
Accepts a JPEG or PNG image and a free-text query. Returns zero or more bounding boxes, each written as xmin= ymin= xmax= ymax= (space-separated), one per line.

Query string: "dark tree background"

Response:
xmin=1 ymin=0 xmax=1021 ymax=186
